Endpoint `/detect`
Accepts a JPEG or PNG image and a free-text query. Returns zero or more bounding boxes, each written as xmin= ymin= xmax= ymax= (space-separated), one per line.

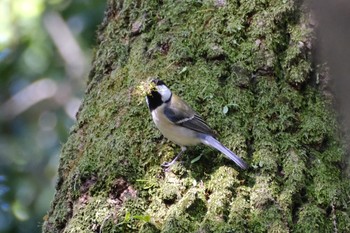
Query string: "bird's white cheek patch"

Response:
xmin=157 ymin=85 xmax=172 ymax=102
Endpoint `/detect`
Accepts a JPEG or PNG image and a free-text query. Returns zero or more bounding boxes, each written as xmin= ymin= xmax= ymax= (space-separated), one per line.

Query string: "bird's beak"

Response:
xmin=146 ymin=81 xmax=157 ymax=96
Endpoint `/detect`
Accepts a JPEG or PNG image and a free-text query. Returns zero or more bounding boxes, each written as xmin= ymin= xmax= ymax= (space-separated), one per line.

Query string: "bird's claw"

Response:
xmin=161 ymin=162 xmax=169 ymax=167
xmin=161 ymin=161 xmax=172 ymax=168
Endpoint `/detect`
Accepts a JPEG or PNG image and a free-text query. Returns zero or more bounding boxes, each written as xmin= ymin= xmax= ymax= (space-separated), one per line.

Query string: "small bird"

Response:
xmin=146 ymin=79 xmax=247 ymax=169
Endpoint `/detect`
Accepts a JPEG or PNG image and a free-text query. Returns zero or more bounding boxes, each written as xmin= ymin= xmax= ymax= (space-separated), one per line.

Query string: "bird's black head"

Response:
xmin=146 ymin=79 xmax=172 ymax=111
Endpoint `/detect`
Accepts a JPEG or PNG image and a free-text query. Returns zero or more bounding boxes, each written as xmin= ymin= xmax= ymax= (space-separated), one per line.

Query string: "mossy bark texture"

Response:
xmin=43 ymin=0 xmax=350 ymax=232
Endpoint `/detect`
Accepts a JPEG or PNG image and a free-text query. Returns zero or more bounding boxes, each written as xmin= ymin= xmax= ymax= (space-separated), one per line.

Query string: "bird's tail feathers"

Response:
xmin=200 ymin=135 xmax=247 ymax=169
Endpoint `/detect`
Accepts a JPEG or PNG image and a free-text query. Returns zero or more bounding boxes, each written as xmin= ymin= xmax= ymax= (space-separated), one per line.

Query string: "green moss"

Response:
xmin=43 ymin=0 xmax=350 ymax=232
xmin=295 ymin=204 xmax=332 ymax=233
xmin=227 ymin=188 xmax=250 ymax=232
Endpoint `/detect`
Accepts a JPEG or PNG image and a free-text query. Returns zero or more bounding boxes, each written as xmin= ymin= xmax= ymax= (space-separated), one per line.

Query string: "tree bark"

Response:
xmin=43 ymin=0 xmax=350 ymax=232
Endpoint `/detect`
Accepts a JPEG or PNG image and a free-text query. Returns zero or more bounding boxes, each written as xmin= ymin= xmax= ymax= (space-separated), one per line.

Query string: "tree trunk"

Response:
xmin=43 ymin=0 xmax=350 ymax=232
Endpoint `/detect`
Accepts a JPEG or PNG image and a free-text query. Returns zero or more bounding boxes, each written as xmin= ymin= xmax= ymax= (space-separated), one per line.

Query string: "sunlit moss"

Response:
xmin=43 ymin=0 xmax=350 ymax=232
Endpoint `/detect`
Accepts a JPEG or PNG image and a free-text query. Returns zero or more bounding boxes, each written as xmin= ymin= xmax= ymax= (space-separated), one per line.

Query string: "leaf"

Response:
xmin=191 ymin=154 xmax=202 ymax=164
xmin=124 ymin=212 xmax=131 ymax=222
xmin=223 ymin=105 xmax=229 ymax=114
xmin=133 ymin=215 xmax=151 ymax=222
xmin=179 ymin=66 xmax=188 ymax=74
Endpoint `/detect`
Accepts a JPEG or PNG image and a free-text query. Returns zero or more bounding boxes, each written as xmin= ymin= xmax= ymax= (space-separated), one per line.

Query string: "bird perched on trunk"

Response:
xmin=145 ymin=79 xmax=247 ymax=170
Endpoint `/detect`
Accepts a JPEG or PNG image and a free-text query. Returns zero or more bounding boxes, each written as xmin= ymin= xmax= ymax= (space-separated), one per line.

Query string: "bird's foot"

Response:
xmin=161 ymin=147 xmax=187 ymax=171
xmin=161 ymin=161 xmax=173 ymax=168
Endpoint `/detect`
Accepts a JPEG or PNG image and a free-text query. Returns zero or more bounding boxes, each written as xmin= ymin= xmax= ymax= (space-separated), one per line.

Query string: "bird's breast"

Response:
xmin=151 ymin=108 xmax=201 ymax=146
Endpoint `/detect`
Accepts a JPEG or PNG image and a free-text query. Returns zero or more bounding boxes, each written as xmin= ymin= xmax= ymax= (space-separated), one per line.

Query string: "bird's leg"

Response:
xmin=161 ymin=146 xmax=187 ymax=168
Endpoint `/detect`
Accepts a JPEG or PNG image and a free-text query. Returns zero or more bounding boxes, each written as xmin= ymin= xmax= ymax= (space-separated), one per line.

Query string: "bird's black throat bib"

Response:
xmin=146 ymin=91 xmax=163 ymax=111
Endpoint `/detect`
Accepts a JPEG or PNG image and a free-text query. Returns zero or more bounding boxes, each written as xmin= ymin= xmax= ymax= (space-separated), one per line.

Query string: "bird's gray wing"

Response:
xmin=182 ymin=114 xmax=216 ymax=136
xmin=164 ymin=94 xmax=215 ymax=136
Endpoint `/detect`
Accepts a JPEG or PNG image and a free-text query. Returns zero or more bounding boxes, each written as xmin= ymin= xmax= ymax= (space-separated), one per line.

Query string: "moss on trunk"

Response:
xmin=43 ymin=0 xmax=350 ymax=232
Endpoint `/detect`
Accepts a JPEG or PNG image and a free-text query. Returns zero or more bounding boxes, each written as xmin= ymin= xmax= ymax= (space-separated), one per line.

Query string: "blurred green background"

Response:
xmin=0 ymin=0 xmax=105 ymax=232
